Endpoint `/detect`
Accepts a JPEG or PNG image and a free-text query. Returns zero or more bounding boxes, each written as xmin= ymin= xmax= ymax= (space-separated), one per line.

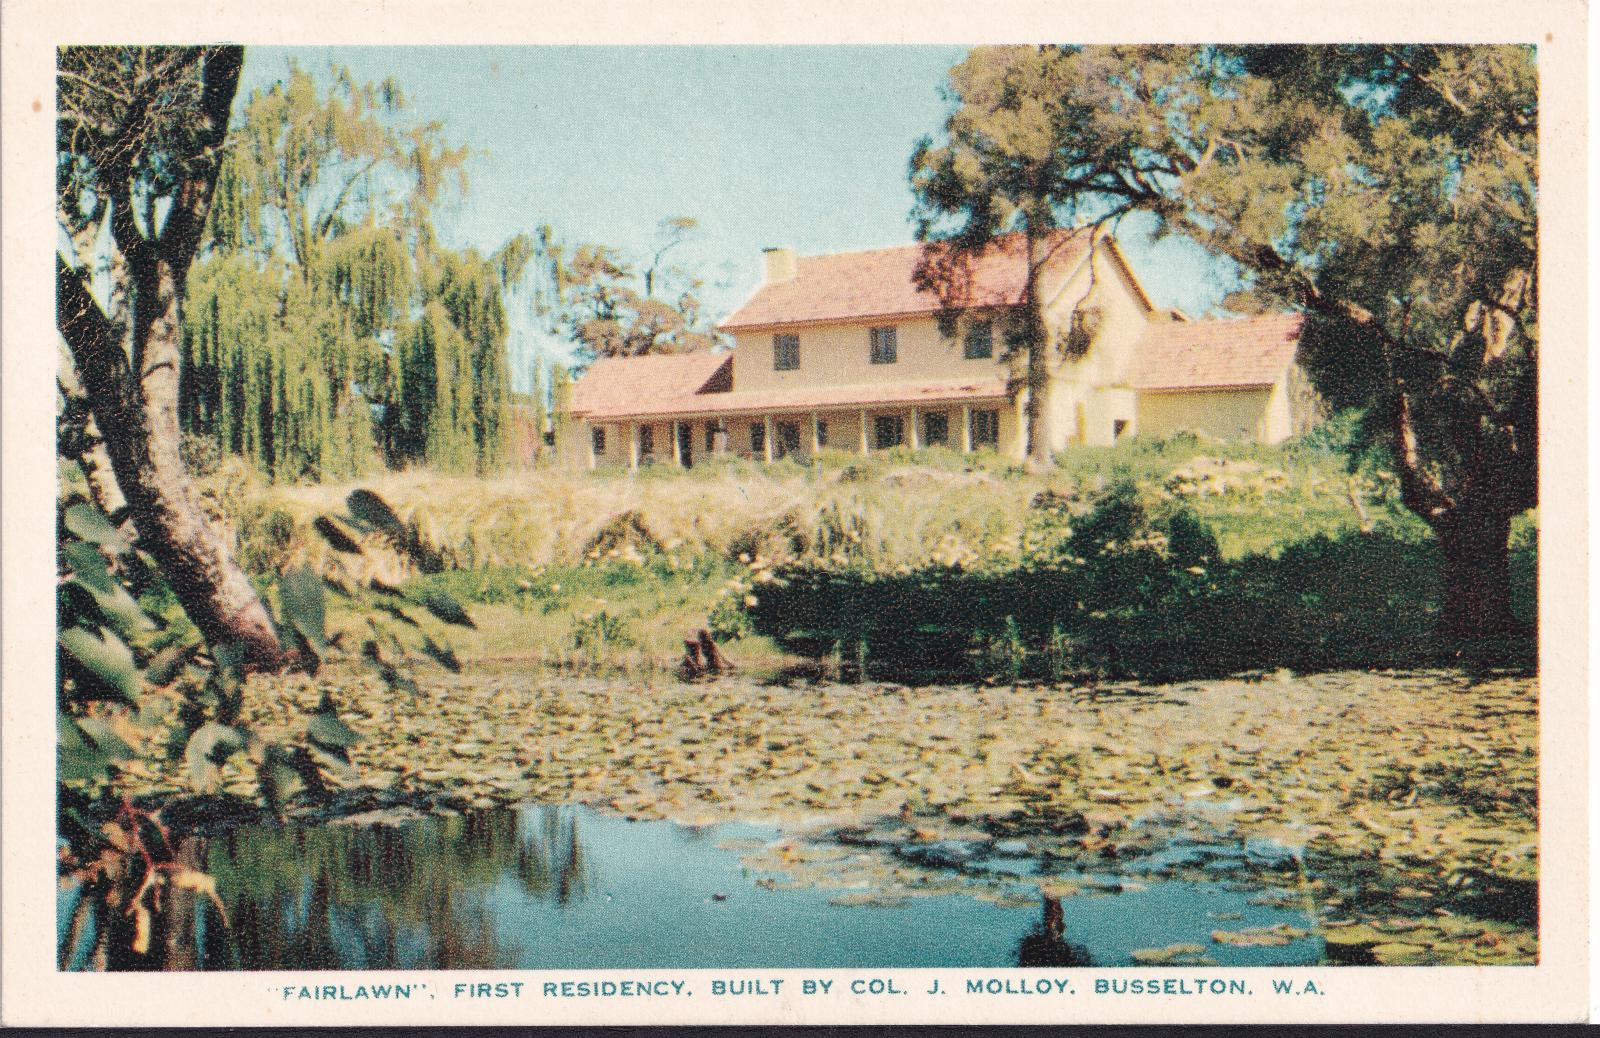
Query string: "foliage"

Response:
xmin=180 ymin=63 xmax=527 ymax=479
xmin=57 ymin=487 xmax=475 ymax=962
xmin=554 ymin=217 xmax=724 ymax=362
xmin=743 ymin=480 xmax=1534 ymax=683
xmin=914 ymin=45 xmax=1536 ymax=638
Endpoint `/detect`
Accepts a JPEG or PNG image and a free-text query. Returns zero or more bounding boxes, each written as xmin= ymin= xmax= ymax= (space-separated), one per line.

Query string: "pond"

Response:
xmin=59 ymin=804 xmax=1325 ymax=971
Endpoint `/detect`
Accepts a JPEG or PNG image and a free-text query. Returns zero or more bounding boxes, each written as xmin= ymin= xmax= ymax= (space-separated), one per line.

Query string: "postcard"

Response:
xmin=2 ymin=0 xmax=1590 ymax=1026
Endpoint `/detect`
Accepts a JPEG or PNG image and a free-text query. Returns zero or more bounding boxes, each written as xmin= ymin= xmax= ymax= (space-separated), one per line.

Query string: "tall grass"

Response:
xmin=190 ymin=433 xmax=1534 ymax=680
xmin=210 ymin=435 xmax=1409 ymax=582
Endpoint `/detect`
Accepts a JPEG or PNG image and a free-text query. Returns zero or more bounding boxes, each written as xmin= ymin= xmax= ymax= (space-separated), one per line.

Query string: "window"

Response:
xmin=705 ymin=420 xmax=725 ymax=453
xmin=972 ymin=409 xmax=1000 ymax=448
xmin=869 ymin=326 xmax=898 ymax=364
xmin=815 ymin=420 xmax=828 ymax=448
xmin=873 ymin=415 xmax=903 ymax=449
xmin=776 ymin=421 xmax=801 ymax=458
xmin=923 ymin=412 xmax=949 ymax=446
xmin=1113 ymin=419 xmax=1129 ymax=441
xmin=639 ymin=425 xmax=655 ymax=456
xmin=591 ymin=426 xmax=606 ymax=454
xmin=773 ymin=334 xmax=800 ymax=371
xmin=963 ymin=320 xmax=994 ymax=360
xmin=750 ymin=421 xmax=766 ymax=455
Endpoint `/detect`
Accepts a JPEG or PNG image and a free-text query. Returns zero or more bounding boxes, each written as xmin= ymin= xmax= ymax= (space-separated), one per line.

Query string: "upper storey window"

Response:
xmin=773 ymin=334 xmax=800 ymax=371
xmin=869 ymin=326 xmax=898 ymax=364
xmin=963 ymin=320 xmax=994 ymax=359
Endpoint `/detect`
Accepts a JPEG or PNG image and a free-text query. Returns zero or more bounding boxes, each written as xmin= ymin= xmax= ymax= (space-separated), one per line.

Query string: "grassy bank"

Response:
xmin=196 ymin=432 xmax=1536 ymax=680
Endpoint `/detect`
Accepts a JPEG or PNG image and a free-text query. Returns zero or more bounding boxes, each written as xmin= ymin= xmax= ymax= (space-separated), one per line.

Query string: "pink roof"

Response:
xmin=719 ymin=228 xmax=1094 ymax=332
xmin=1133 ymin=314 xmax=1305 ymax=391
xmin=574 ymin=363 xmax=1009 ymax=422
xmin=568 ymin=352 xmax=732 ymax=417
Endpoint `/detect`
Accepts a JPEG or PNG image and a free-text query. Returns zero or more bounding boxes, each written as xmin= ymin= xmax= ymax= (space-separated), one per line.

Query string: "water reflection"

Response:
xmin=1015 ymin=894 xmax=1095 ymax=967
xmin=61 ymin=806 xmax=587 ymax=972
xmin=59 ymin=804 xmax=1323 ymax=972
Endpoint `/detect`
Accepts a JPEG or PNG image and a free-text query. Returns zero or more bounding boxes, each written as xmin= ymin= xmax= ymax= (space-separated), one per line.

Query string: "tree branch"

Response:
xmin=157 ymin=45 xmax=243 ymax=273
xmin=315 ymin=157 xmax=380 ymax=240
xmin=57 ymin=254 xmax=134 ymax=414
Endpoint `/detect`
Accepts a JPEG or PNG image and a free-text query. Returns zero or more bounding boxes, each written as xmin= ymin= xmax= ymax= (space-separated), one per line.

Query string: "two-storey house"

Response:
xmin=566 ymin=227 xmax=1319 ymax=468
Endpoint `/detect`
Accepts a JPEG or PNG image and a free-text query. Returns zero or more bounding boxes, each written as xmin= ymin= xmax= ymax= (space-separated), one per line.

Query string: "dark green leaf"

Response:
xmin=258 ymin=744 xmax=312 ymax=811
xmin=420 ymin=635 xmax=462 ymax=673
xmin=420 ymin=591 xmax=475 ymax=628
xmin=211 ymin=641 xmax=247 ymax=678
xmin=59 ymin=626 xmax=139 ymax=703
xmin=91 ymin=582 xmax=156 ymax=635
xmin=58 ymin=714 xmax=112 ymax=783
xmin=185 ymin=721 xmax=246 ymax=793
xmin=145 ymin=642 xmax=201 ymax=687
xmin=62 ymin=551 xmax=155 ymax=634
xmin=63 ymin=502 xmax=129 ymax=553
xmin=63 ymin=541 xmax=114 ymax=592
xmin=307 ymin=742 xmax=358 ymax=784
xmin=77 ymin=717 xmax=135 ymax=760
xmin=307 ymin=710 xmax=359 ymax=750
xmin=346 ymin=490 xmax=406 ymax=539
xmin=278 ymin=566 xmax=327 ymax=651
xmin=374 ymin=600 xmax=419 ymax=626
xmin=313 ymin=516 xmax=363 ymax=554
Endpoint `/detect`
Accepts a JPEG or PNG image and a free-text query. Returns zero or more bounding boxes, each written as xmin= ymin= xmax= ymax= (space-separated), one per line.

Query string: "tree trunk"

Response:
xmin=1022 ymin=230 xmax=1053 ymax=463
xmin=59 ymin=258 xmax=287 ymax=667
xmin=1385 ymin=378 xmax=1532 ymax=647
xmin=1432 ymin=509 xmax=1517 ymax=644
xmin=54 ymin=48 xmax=283 ymax=666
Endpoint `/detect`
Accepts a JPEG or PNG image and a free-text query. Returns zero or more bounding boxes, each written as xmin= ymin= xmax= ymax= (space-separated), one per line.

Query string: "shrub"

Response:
xmin=570 ymin=610 xmax=635 ymax=660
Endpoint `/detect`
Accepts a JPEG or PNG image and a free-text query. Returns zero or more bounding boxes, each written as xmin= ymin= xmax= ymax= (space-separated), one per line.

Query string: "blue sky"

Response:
xmin=239 ymin=46 xmax=1240 ymax=382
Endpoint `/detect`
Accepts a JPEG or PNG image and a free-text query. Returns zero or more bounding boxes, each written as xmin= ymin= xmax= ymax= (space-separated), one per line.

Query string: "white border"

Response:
xmin=3 ymin=0 xmax=1589 ymax=1025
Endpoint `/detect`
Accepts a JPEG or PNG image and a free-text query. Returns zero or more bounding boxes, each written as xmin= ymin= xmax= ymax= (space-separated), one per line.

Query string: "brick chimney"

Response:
xmin=762 ymin=246 xmax=798 ymax=284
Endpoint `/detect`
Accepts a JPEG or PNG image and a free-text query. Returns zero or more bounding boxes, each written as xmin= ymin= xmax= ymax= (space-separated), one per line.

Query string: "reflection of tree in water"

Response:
xmin=1015 ymin=894 xmax=1095 ymax=967
xmin=61 ymin=807 xmax=590 ymax=971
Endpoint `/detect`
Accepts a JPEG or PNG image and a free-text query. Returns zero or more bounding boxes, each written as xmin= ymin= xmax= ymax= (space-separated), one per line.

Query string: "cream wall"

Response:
xmin=728 ymin=315 xmax=1015 ymax=394
xmin=1040 ymin=245 xmax=1152 ymax=448
xmin=1135 ymin=383 xmax=1289 ymax=442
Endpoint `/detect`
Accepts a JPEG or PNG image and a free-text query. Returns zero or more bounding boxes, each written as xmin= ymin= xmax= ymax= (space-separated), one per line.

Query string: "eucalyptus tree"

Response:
xmin=910 ymin=48 xmax=1087 ymax=462
xmin=913 ymin=45 xmax=1536 ymax=641
xmin=555 ymin=220 xmax=720 ymax=363
xmin=56 ymin=45 xmax=285 ymax=664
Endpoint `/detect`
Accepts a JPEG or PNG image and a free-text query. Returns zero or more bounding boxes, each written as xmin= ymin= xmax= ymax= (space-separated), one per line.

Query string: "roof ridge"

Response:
xmin=794 ymin=225 xmax=1089 ymax=263
xmin=1179 ymin=312 xmax=1304 ymax=325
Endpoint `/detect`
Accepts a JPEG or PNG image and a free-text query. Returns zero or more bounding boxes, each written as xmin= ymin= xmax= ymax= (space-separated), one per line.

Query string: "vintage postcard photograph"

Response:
xmin=2 ymin=0 xmax=1590 ymax=1026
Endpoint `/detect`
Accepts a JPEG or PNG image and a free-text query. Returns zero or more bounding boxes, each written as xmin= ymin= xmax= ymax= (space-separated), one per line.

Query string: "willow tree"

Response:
xmin=182 ymin=63 xmax=519 ymax=479
xmin=915 ymin=45 xmax=1537 ymax=642
xmin=56 ymin=46 xmax=285 ymax=665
